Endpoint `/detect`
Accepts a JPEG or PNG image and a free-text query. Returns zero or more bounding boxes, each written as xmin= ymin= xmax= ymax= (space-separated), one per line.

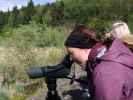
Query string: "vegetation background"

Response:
xmin=0 ymin=0 xmax=133 ymax=99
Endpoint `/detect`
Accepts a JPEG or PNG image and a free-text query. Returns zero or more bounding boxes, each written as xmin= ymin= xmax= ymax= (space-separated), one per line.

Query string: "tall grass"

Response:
xmin=0 ymin=22 xmax=71 ymax=99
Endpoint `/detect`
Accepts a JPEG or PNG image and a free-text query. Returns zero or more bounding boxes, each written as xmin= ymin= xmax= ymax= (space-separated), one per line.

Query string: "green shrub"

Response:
xmin=0 ymin=88 xmax=10 ymax=100
xmin=6 ymin=22 xmax=66 ymax=50
xmin=40 ymin=26 xmax=66 ymax=47
xmin=16 ymin=83 xmax=25 ymax=93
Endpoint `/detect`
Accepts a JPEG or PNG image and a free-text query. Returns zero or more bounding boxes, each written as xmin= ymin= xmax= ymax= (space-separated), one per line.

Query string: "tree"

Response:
xmin=8 ymin=6 xmax=19 ymax=27
xmin=0 ymin=11 xmax=5 ymax=31
xmin=32 ymin=5 xmax=46 ymax=24
xmin=50 ymin=1 xmax=65 ymax=25
xmin=24 ymin=0 xmax=35 ymax=23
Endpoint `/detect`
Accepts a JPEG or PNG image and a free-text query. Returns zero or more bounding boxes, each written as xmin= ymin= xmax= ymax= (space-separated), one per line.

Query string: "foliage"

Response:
xmin=15 ymin=83 xmax=25 ymax=93
xmin=8 ymin=6 xmax=19 ymax=28
xmin=0 ymin=0 xmax=133 ymax=99
xmin=0 ymin=0 xmax=133 ymax=31
xmin=6 ymin=22 xmax=66 ymax=49
xmin=0 ymin=88 xmax=10 ymax=100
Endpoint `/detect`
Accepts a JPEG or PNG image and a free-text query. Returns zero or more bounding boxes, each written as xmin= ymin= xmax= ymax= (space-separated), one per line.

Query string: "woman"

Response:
xmin=106 ymin=21 xmax=133 ymax=51
xmin=64 ymin=25 xmax=133 ymax=100
xmin=109 ymin=21 xmax=131 ymax=38
xmin=121 ymin=34 xmax=133 ymax=52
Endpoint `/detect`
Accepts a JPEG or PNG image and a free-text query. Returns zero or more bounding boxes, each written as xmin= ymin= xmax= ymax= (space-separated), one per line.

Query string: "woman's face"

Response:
xmin=66 ymin=47 xmax=91 ymax=68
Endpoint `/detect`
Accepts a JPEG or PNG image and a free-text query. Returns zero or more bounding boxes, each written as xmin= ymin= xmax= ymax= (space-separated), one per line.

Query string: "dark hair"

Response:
xmin=64 ymin=25 xmax=98 ymax=49
xmin=102 ymin=37 xmax=114 ymax=49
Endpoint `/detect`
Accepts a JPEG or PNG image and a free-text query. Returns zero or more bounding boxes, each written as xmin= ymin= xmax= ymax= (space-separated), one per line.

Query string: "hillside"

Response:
xmin=0 ymin=0 xmax=133 ymax=99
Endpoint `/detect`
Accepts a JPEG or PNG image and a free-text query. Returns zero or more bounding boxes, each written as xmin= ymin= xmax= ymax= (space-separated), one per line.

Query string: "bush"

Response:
xmin=6 ymin=22 xmax=66 ymax=50
xmin=0 ymin=88 xmax=10 ymax=100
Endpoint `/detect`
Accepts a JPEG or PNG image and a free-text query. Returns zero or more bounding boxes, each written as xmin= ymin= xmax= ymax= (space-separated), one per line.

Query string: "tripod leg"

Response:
xmin=45 ymin=78 xmax=61 ymax=100
xmin=46 ymin=90 xmax=61 ymax=100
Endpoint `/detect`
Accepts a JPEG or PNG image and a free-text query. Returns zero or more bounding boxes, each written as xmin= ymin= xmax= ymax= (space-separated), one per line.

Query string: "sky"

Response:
xmin=0 ymin=0 xmax=55 ymax=12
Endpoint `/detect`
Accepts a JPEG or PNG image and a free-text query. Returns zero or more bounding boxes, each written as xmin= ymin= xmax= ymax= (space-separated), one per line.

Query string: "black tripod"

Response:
xmin=27 ymin=54 xmax=93 ymax=100
xmin=45 ymin=78 xmax=61 ymax=100
xmin=45 ymin=76 xmax=93 ymax=100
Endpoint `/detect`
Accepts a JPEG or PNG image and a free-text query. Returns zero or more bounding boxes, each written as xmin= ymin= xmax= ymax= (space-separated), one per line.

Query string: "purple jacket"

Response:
xmin=93 ymin=39 xmax=133 ymax=100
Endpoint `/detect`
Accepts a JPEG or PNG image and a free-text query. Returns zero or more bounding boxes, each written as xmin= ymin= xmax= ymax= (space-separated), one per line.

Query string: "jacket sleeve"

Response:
xmin=93 ymin=63 xmax=124 ymax=100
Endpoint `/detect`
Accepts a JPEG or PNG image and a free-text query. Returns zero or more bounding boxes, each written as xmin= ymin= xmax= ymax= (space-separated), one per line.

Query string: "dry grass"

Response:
xmin=0 ymin=46 xmax=65 ymax=99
